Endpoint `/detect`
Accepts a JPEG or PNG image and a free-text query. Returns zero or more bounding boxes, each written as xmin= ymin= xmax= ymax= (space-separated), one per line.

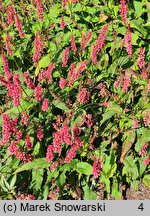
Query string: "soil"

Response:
xmin=97 ymin=182 xmax=150 ymax=200
xmin=125 ymin=183 xmax=150 ymax=200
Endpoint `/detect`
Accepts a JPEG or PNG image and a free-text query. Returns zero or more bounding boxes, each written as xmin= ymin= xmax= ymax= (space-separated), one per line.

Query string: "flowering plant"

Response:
xmin=0 ymin=0 xmax=150 ymax=200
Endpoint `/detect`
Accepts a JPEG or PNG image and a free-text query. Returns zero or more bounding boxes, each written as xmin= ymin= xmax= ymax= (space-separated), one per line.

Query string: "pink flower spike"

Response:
xmin=34 ymin=0 xmax=44 ymax=21
xmin=59 ymin=78 xmax=66 ymax=89
xmin=60 ymin=17 xmax=66 ymax=29
xmin=91 ymin=24 xmax=108 ymax=64
xmin=80 ymin=31 xmax=92 ymax=50
xmin=25 ymin=134 xmax=32 ymax=150
xmin=21 ymin=111 xmax=28 ymax=126
xmin=73 ymin=125 xmax=83 ymax=148
xmin=38 ymin=69 xmax=46 ymax=82
xmin=5 ymin=34 xmax=13 ymax=55
xmin=37 ymin=128 xmax=44 ymax=141
xmin=132 ymin=117 xmax=139 ymax=129
xmin=46 ymin=63 xmax=55 ymax=83
xmin=33 ymin=30 xmax=44 ymax=66
xmin=53 ymin=131 xmax=63 ymax=154
xmin=7 ymin=6 xmax=15 ymax=26
xmin=34 ymin=84 xmax=43 ymax=101
xmin=92 ymin=157 xmax=102 ymax=178
xmin=122 ymin=75 xmax=130 ymax=93
xmin=62 ymin=0 xmax=67 ymax=10
xmin=2 ymin=50 xmax=12 ymax=80
xmin=120 ymin=0 xmax=128 ymax=25
xmin=62 ymin=47 xmax=69 ymax=67
xmin=15 ymin=14 xmax=25 ymax=38
xmin=137 ymin=48 xmax=145 ymax=69
xmin=27 ymin=195 xmax=36 ymax=200
xmin=86 ymin=114 xmax=93 ymax=127
xmin=8 ymin=141 xmax=18 ymax=155
xmin=141 ymin=69 xmax=148 ymax=79
xmin=71 ymin=34 xmax=77 ymax=54
xmin=42 ymin=98 xmax=49 ymax=111
xmin=46 ymin=145 xmax=54 ymax=162
xmin=139 ymin=143 xmax=149 ymax=157
xmin=67 ymin=62 xmax=76 ymax=87
xmin=1 ymin=113 xmax=13 ymax=145
xmin=144 ymin=156 xmax=150 ymax=166
xmin=78 ymin=88 xmax=89 ymax=103
xmin=24 ymin=72 xmax=35 ymax=89
xmin=64 ymin=146 xmax=77 ymax=163
xmin=50 ymin=161 xmax=59 ymax=171
xmin=124 ymin=25 xmax=133 ymax=57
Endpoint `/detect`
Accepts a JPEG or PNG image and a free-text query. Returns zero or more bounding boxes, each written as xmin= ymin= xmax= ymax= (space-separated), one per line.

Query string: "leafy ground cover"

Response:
xmin=0 ymin=0 xmax=150 ymax=200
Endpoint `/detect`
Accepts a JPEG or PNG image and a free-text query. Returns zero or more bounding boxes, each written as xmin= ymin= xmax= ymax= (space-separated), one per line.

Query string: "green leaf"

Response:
xmin=135 ymin=128 xmax=150 ymax=152
xmin=107 ymin=103 xmax=123 ymax=113
xmin=76 ymin=162 xmax=92 ymax=175
xmin=108 ymin=164 xmax=117 ymax=178
xmin=146 ymin=2 xmax=150 ymax=23
xmin=10 ymin=175 xmax=17 ymax=188
xmin=100 ymin=174 xmax=110 ymax=195
xmin=100 ymin=140 xmax=110 ymax=151
xmin=83 ymin=184 xmax=97 ymax=200
xmin=38 ymin=56 xmax=51 ymax=69
xmin=123 ymin=156 xmax=139 ymax=180
xmin=120 ymin=130 xmax=136 ymax=163
xmin=32 ymin=169 xmax=44 ymax=191
xmin=14 ymin=158 xmax=49 ymax=173
xmin=5 ymin=107 xmax=19 ymax=117
xmin=35 ymin=55 xmax=51 ymax=77
xmin=130 ymin=19 xmax=147 ymax=37
xmin=71 ymin=109 xmax=86 ymax=129
xmin=112 ymin=179 xmax=122 ymax=200
xmin=42 ymin=185 xmax=49 ymax=200
xmin=137 ymin=159 xmax=147 ymax=177
xmin=60 ymin=159 xmax=78 ymax=173
xmin=116 ymin=57 xmax=129 ymax=67
xmin=101 ymin=110 xmax=115 ymax=125
xmin=53 ymin=71 xmax=60 ymax=78
xmin=103 ymin=151 xmax=116 ymax=177
xmin=143 ymin=175 xmax=150 ymax=188
xmin=101 ymin=103 xmax=122 ymax=125
xmin=58 ymin=172 xmax=66 ymax=186
xmin=53 ymin=100 xmax=70 ymax=112
xmin=131 ymin=180 xmax=139 ymax=191
xmin=46 ymin=170 xmax=59 ymax=184
xmin=32 ymin=142 xmax=40 ymax=156
xmin=134 ymin=1 xmax=143 ymax=18
xmin=49 ymin=4 xmax=61 ymax=18
xmin=131 ymin=33 xmax=139 ymax=45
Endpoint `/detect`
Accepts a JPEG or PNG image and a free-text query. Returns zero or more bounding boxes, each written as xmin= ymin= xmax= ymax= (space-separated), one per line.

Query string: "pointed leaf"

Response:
xmin=143 ymin=175 xmax=150 ymax=188
xmin=120 ymin=130 xmax=136 ymax=163
xmin=53 ymin=100 xmax=69 ymax=112
xmin=14 ymin=158 xmax=49 ymax=173
xmin=76 ymin=162 xmax=92 ymax=175
xmin=32 ymin=169 xmax=44 ymax=191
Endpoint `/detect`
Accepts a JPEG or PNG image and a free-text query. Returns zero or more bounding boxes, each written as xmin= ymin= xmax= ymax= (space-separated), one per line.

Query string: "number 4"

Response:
xmin=138 ymin=203 xmax=144 ymax=211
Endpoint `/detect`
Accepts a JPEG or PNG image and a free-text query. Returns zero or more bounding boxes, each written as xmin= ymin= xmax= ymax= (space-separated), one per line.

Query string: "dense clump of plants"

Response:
xmin=0 ymin=0 xmax=150 ymax=200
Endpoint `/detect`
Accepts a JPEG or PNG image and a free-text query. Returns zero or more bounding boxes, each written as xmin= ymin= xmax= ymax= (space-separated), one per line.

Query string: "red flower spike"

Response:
xmin=62 ymin=47 xmax=69 ymax=67
xmin=124 ymin=25 xmax=133 ymax=57
xmin=120 ymin=0 xmax=128 ymax=25
xmin=137 ymin=48 xmax=145 ymax=69
xmin=34 ymin=84 xmax=43 ymax=101
xmin=46 ymin=145 xmax=54 ymax=162
xmin=42 ymin=98 xmax=49 ymax=111
xmin=15 ymin=14 xmax=25 ymax=38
